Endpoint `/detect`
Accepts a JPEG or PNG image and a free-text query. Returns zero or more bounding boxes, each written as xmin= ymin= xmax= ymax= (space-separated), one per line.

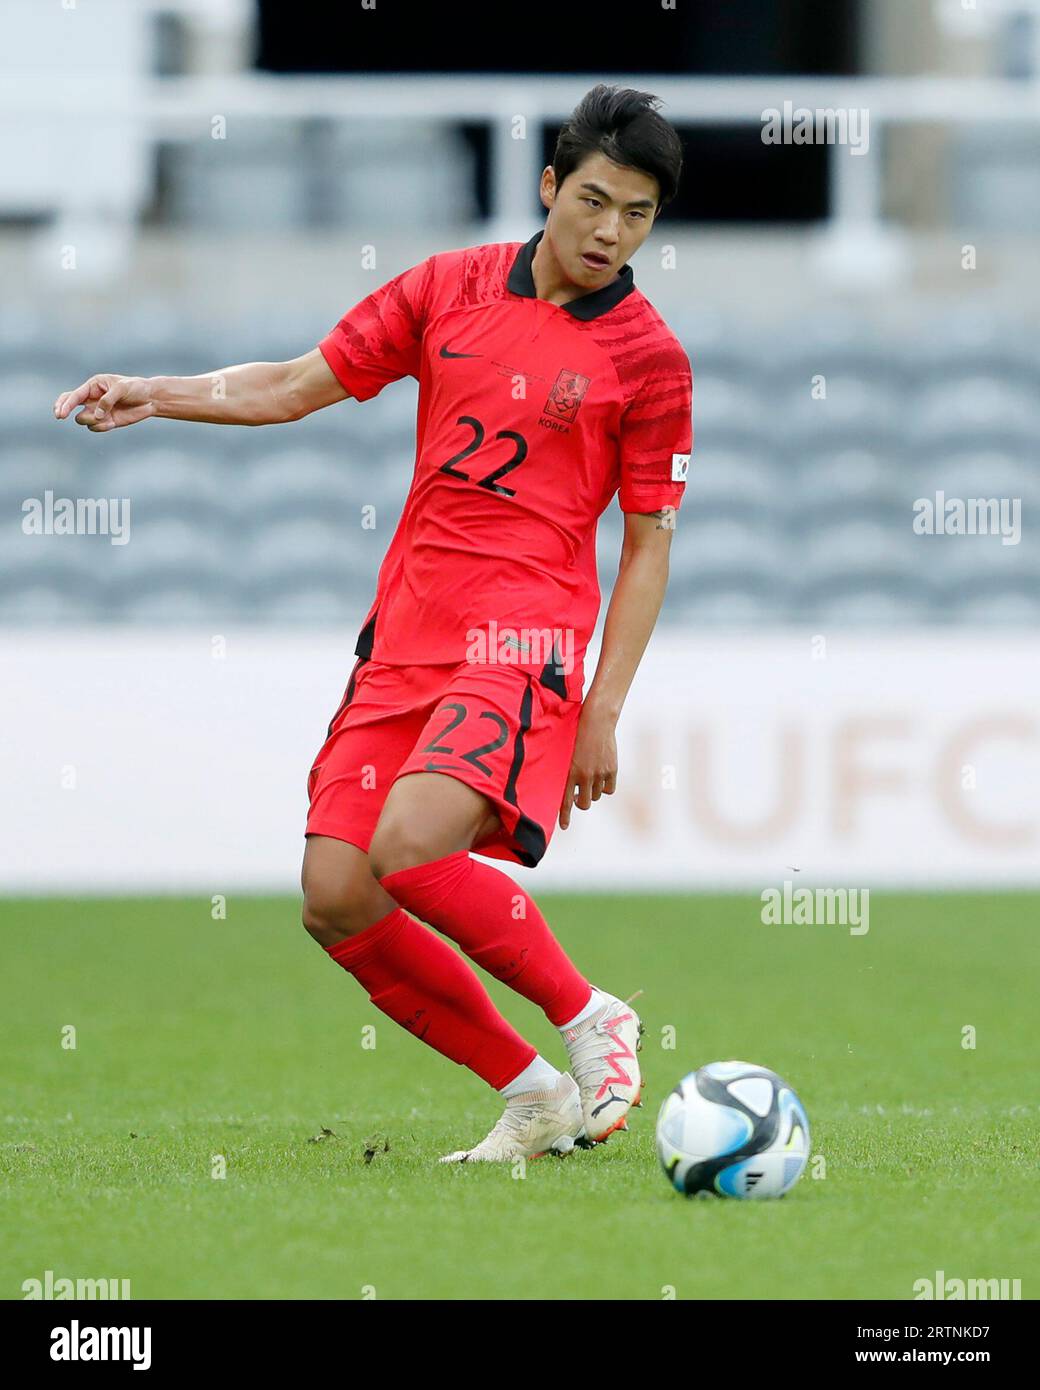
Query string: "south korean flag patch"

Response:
xmin=671 ymin=453 xmax=690 ymax=482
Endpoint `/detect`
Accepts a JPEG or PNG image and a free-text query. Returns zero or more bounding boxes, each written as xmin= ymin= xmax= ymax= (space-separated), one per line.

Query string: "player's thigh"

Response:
xmin=368 ymin=771 xmax=502 ymax=879
xmin=368 ymin=665 xmax=578 ymax=875
xmin=388 ymin=666 xmax=579 ymax=871
xmin=304 ymin=660 xmax=439 ymax=922
xmin=301 ymin=834 xmax=397 ymax=944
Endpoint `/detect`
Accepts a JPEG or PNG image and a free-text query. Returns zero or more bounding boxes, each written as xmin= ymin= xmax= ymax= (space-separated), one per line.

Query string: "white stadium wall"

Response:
xmin=2 ymin=629 xmax=1038 ymax=894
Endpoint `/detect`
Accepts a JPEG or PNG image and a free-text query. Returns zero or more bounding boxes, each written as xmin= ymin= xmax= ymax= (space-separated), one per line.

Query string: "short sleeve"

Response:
xmin=318 ymin=256 xmax=436 ymax=402
xmin=617 ymin=340 xmax=693 ymax=514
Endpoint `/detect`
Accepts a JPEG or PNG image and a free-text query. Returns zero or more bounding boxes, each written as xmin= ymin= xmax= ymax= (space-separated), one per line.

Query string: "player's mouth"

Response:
xmin=581 ymin=251 xmax=611 ymax=270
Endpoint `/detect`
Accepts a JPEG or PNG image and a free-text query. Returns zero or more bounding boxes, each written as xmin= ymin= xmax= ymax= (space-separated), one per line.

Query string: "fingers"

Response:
xmin=559 ymin=766 xmax=618 ymax=828
xmin=563 ymin=773 xmax=593 ymax=820
xmin=54 ymin=374 xmax=131 ymax=424
xmin=73 ymin=405 xmax=114 ymax=431
xmin=54 ymin=377 xmax=104 ymax=420
xmin=93 ymin=378 xmax=130 ymax=419
xmin=587 ymin=774 xmax=614 ymax=803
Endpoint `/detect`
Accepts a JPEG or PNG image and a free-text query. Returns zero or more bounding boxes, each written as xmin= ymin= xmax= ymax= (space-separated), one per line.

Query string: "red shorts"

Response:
xmin=305 ymin=658 xmax=582 ymax=867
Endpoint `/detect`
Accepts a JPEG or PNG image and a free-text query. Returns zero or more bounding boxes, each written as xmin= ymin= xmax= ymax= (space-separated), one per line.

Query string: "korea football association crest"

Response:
xmin=543 ymin=369 xmax=591 ymax=425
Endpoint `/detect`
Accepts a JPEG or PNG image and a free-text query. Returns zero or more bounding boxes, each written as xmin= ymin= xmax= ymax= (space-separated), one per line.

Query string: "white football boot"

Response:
xmin=438 ymin=1072 xmax=584 ymax=1163
xmin=563 ymin=990 xmax=645 ymax=1144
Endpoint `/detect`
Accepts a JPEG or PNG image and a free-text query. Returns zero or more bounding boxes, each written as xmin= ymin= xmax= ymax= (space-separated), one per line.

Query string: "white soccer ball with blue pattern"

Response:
xmin=655 ymin=1060 xmax=810 ymax=1199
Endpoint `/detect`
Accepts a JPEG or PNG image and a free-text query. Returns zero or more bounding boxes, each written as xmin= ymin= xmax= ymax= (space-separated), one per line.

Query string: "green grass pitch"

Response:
xmin=2 ymin=891 xmax=1037 ymax=1300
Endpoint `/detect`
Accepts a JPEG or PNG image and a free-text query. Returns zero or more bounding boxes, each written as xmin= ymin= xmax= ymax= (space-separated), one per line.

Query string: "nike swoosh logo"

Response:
xmin=439 ymin=344 xmax=481 ymax=359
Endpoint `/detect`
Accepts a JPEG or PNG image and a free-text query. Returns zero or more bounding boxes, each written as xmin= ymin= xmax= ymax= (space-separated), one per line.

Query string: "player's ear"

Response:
xmin=539 ymin=166 xmax=556 ymax=209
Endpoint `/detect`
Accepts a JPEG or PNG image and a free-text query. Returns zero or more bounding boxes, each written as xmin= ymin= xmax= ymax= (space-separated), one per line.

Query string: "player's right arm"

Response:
xmin=52 ymin=348 xmax=350 ymax=432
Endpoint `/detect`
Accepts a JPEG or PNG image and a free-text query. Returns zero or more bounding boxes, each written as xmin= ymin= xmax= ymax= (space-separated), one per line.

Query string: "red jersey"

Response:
xmin=317 ymin=230 xmax=692 ymax=702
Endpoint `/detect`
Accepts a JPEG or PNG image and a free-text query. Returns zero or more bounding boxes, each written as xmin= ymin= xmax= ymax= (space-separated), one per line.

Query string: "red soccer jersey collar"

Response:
xmin=506 ymin=230 xmax=636 ymax=320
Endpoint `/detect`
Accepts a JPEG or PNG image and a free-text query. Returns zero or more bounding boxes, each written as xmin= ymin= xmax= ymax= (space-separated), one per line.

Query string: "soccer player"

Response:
xmin=53 ymin=85 xmax=691 ymax=1163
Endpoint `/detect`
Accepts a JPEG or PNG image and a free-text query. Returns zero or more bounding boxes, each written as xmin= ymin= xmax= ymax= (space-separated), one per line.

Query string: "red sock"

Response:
xmin=323 ymin=907 xmax=535 ymax=1090
xmin=379 ymin=853 xmax=591 ymax=1028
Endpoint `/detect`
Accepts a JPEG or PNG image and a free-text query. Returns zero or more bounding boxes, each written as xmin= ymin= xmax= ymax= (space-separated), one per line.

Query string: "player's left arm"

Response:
xmin=558 ymin=509 xmax=673 ymax=830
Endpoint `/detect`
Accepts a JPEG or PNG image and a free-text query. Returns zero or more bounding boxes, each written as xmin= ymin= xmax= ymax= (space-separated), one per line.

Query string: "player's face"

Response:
xmin=540 ymin=152 xmax=659 ymax=287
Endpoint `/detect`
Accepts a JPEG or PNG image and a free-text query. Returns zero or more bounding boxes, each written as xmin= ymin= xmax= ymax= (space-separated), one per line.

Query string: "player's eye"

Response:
xmin=583 ymin=197 xmax=602 ymax=208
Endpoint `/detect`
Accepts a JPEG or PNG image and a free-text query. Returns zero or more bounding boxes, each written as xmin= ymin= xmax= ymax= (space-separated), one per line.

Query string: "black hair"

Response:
xmin=551 ymin=84 xmax=684 ymax=216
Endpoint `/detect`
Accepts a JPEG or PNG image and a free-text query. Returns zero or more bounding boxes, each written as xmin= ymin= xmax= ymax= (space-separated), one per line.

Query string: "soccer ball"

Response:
xmin=655 ymin=1060 xmax=810 ymax=1199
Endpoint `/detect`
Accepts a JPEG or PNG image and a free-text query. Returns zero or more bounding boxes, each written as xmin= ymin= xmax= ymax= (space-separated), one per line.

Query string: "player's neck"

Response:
xmin=530 ymin=232 xmax=620 ymax=307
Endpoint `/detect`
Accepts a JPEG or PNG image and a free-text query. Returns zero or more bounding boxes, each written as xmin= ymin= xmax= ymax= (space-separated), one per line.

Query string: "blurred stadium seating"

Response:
xmin=3 ymin=0 xmax=1039 ymax=902
xmin=3 ymin=0 xmax=1038 ymax=635
xmin=6 ymin=309 xmax=1037 ymax=628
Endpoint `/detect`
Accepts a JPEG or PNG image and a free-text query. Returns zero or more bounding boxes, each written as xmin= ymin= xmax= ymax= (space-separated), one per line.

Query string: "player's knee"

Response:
xmin=301 ymin=878 xmax=377 ymax=946
xmin=367 ymin=819 xmax=433 ymax=882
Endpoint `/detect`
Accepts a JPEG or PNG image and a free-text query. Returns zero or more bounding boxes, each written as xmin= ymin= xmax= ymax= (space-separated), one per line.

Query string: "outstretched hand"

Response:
xmin=54 ymin=374 xmax=155 ymax=432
